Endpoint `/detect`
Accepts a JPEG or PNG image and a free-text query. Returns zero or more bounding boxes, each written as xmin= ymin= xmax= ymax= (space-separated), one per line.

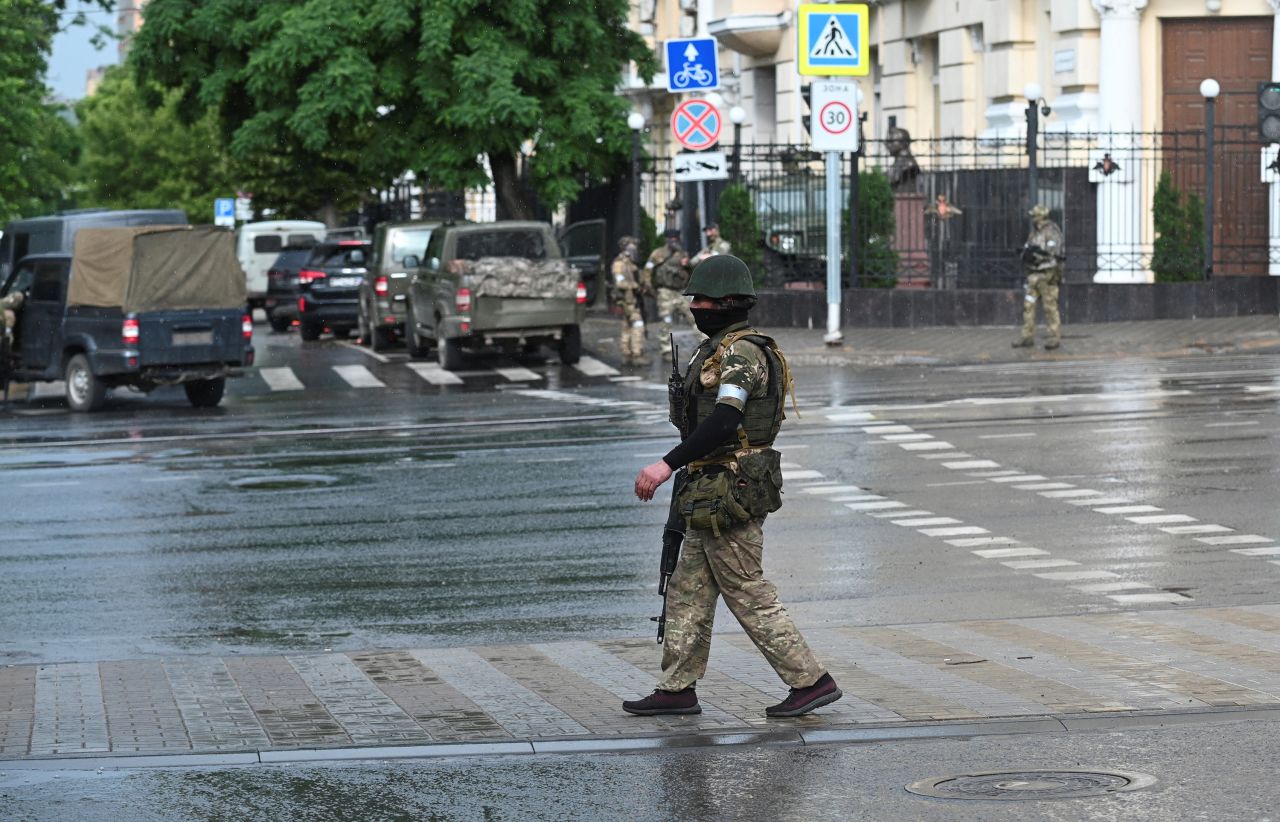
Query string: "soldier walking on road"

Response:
xmin=611 ymin=236 xmax=649 ymax=367
xmin=644 ymin=229 xmax=698 ymax=356
xmin=1013 ymin=204 xmax=1064 ymax=350
xmin=624 ymin=255 xmax=842 ymax=718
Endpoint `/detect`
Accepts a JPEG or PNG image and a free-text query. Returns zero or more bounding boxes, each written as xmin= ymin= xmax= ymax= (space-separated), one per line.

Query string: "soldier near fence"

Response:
xmin=624 ymin=255 xmax=842 ymax=719
xmin=643 ymin=229 xmax=697 ymax=356
xmin=611 ymin=236 xmax=649 ymax=367
xmin=686 ymin=223 xmax=732 ymax=269
xmin=1013 ymin=204 xmax=1064 ymax=351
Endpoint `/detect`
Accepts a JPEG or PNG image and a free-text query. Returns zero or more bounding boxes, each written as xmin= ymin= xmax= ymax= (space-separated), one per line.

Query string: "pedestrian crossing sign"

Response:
xmin=797 ymin=3 xmax=870 ymax=77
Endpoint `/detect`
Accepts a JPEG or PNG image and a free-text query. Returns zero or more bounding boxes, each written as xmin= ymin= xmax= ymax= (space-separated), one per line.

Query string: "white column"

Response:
xmin=1092 ymin=0 xmax=1148 ymax=284
xmin=1269 ymin=1 xmax=1280 ymax=276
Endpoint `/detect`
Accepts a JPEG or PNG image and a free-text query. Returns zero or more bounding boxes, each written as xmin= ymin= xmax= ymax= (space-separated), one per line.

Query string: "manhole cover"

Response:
xmin=229 ymin=474 xmax=339 ymax=490
xmin=907 ymin=769 xmax=1156 ymax=801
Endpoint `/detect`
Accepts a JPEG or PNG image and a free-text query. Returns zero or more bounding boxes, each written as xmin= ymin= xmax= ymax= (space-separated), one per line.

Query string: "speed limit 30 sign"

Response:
xmin=811 ymin=79 xmax=860 ymax=152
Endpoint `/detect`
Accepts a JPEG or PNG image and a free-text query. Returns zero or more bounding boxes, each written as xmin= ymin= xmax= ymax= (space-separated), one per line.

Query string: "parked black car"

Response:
xmin=296 ymin=240 xmax=371 ymax=341
xmin=264 ymin=245 xmax=317 ymax=332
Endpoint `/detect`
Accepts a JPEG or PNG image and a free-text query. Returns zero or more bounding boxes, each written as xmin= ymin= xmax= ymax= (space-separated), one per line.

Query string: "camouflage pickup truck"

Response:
xmin=404 ymin=221 xmax=586 ymax=370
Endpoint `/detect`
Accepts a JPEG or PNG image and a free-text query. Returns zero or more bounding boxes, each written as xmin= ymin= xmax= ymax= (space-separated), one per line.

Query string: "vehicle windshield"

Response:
xmin=308 ymin=243 xmax=371 ymax=267
xmin=388 ymin=228 xmax=432 ymax=265
xmin=455 ymin=230 xmax=548 ymax=260
xmin=271 ymin=248 xmax=312 ymax=270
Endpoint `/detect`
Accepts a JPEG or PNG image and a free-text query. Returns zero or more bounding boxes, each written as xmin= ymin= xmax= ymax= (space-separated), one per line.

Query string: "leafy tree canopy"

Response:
xmin=130 ymin=0 xmax=655 ymax=220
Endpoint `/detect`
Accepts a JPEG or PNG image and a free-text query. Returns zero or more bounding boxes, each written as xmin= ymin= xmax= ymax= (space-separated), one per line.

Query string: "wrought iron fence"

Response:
xmin=631 ymin=124 xmax=1275 ymax=288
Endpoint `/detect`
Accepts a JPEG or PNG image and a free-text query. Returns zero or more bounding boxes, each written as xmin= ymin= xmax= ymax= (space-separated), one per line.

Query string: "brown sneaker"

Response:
xmin=765 ymin=673 xmax=842 ymax=717
xmin=622 ymin=687 xmax=701 ymax=716
xmin=1011 ymin=338 xmax=1034 ymax=349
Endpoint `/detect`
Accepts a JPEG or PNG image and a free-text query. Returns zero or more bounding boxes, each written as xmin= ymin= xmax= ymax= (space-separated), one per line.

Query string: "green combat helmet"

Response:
xmin=684 ymin=255 xmax=755 ymax=298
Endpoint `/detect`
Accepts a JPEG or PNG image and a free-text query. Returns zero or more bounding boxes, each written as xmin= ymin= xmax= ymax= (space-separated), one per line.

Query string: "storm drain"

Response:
xmin=229 ymin=474 xmax=339 ymax=490
xmin=906 ymin=769 xmax=1156 ymax=801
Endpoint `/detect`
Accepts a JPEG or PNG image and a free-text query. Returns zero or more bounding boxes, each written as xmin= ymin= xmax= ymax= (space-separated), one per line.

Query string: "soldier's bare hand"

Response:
xmin=635 ymin=461 xmax=673 ymax=501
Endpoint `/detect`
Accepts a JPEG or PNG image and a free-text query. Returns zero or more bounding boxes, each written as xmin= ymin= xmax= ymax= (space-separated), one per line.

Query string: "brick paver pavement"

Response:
xmin=7 ymin=605 xmax=1280 ymax=761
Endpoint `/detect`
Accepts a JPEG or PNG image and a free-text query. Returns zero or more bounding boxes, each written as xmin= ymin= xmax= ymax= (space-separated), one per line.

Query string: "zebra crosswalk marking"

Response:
xmin=259 ymin=367 xmax=305 ymax=391
xmin=407 ymin=362 xmax=464 ymax=385
xmin=333 ymin=365 xmax=386 ymax=388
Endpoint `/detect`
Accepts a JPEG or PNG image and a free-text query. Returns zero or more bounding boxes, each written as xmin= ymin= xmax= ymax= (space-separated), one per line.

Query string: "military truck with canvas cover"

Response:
xmin=404 ymin=222 xmax=586 ymax=370
xmin=0 ymin=225 xmax=254 ymax=411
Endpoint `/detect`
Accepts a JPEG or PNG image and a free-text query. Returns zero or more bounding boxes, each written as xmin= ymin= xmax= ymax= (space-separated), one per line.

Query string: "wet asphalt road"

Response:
xmin=1 ymin=324 xmax=1278 ymax=665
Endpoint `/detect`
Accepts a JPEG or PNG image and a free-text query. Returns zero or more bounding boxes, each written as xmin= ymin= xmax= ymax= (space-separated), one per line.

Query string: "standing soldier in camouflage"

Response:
xmin=624 ymin=255 xmax=842 ymax=718
xmin=643 ymin=229 xmax=697 ymax=356
xmin=685 ymin=222 xmax=732 ymax=268
xmin=1013 ymin=204 xmax=1064 ymax=350
xmin=611 ymin=236 xmax=648 ymax=367
xmin=1 ymin=290 xmax=23 ymax=337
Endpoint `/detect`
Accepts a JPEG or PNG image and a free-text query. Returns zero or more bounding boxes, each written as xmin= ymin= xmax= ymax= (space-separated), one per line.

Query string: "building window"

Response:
xmin=754 ymin=65 xmax=777 ymax=144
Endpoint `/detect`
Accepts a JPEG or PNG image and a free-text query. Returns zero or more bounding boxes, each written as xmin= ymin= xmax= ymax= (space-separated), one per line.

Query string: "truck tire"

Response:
xmin=371 ymin=325 xmax=392 ymax=352
xmin=558 ymin=324 xmax=582 ymax=365
xmin=300 ymin=321 xmax=322 ymax=342
xmin=65 ymin=353 xmax=107 ymax=412
xmin=184 ymin=377 xmax=226 ymax=408
xmin=268 ymin=312 xmax=291 ymax=333
xmin=437 ymin=336 xmax=464 ymax=371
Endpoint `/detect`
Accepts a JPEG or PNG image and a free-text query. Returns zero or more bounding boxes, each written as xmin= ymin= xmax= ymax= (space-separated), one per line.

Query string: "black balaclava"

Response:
xmin=691 ymin=305 xmax=749 ymax=336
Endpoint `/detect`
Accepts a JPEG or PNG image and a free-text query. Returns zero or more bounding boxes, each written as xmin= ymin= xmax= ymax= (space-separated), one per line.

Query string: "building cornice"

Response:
xmin=1091 ymin=0 xmax=1149 ymax=18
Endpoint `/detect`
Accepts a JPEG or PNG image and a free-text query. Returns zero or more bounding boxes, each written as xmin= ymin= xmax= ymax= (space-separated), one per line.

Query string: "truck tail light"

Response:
xmin=375 ymin=275 xmax=389 ymax=296
xmin=298 ymin=296 xmax=307 ymax=313
xmin=242 ymin=314 xmax=253 ymax=341
xmin=122 ymin=317 xmax=140 ymax=346
xmin=576 ymin=282 xmax=587 ymax=304
xmin=455 ymin=287 xmax=471 ymax=313
xmin=298 ymin=268 xmax=327 ymax=285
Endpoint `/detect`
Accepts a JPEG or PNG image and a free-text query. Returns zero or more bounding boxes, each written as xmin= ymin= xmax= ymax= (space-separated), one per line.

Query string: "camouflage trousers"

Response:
xmin=1020 ymin=272 xmax=1061 ymax=343
xmin=658 ymin=517 xmax=825 ymax=691
xmin=655 ymin=288 xmax=698 ymax=353
xmin=617 ymin=294 xmax=646 ymax=360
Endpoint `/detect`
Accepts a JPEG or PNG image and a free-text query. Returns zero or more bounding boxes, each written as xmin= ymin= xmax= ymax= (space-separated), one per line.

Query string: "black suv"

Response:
xmin=296 ymin=240 xmax=371 ymax=341
xmin=264 ymin=245 xmax=317 ymax=332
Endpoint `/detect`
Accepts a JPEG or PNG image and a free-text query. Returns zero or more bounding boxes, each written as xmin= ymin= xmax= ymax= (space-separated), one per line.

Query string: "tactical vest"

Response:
xmin=675 ymin=322 xmax=789 ymax=460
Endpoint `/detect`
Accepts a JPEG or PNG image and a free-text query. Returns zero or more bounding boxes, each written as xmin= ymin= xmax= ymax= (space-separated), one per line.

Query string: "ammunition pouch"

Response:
xmin=678 ymin=467 xmax=751 ymax=537
xmin=733 ymin=448 xmax=784 ymax=518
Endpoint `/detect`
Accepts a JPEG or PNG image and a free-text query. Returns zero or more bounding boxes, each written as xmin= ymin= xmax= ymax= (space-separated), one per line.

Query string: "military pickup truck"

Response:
xmin=403 ymin=221 xmax=586 ymax=370
xmin=0 ymin=225 xmax=254 ymax=411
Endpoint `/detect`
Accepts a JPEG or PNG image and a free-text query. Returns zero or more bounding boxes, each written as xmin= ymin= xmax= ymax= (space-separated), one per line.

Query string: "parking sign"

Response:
xmin=214 ymin=198 xmax=235 ymax=227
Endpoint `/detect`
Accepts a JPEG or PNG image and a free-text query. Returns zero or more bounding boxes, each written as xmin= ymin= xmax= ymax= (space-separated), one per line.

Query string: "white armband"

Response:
xmin=716 ymin=384 xmax=749 ymax=404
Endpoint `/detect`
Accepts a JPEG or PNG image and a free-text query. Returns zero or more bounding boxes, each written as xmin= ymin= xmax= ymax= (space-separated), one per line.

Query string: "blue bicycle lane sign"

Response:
xmin=665 ymin=37 xmax=719 ymax=92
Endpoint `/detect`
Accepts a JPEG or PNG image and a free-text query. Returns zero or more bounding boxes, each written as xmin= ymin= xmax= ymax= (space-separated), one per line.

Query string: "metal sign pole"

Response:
xmin=697 ymin=181 xmax=708 ymax=251
xmin=824 ymin=150 xmax=843 ymax=345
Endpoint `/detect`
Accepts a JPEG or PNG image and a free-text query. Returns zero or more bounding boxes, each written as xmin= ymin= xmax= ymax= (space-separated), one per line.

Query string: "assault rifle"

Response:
xmin=653 ymin=337 xmax=689 ymax=642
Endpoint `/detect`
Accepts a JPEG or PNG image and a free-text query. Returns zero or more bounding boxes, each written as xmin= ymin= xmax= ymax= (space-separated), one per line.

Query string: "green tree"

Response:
xmin=716 ymin=184 xmax=762 ymax=282
xmin=0 ymin=0 xmax=81 ymax=222
xmin=75 ymin=67 xmax=241 ymax=220
xmin=1151 ymin=170 xmax=1203 ymax=282
xmin=851 ymin=169 xmax=899 ymax=288
xmin=130 ymin=0 xmax=655 ymax=221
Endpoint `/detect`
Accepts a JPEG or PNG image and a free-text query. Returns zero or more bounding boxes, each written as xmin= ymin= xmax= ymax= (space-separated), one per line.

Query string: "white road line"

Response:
xmin=1108 ymin=593 xmax=1187 ymax=604
xmin=1126 ymin=514 xmax=1197 ymax=525
xmin=1073 ymin=581 xmax=1153 ymax=593
xmin=1067 ymin=496 xmax=1131 ymax=506
xmin=1034 ymin=570 xmax=1120 ymax=581
xmin=1039 ymin=489 xmax=1103 ymax=499
xmin=845 ymin=501 xmax=909 ymax=511
xmin=921 ymin=452 xmax=971 ymax=460
xmin=573 ymin=356 xmax=620 ymax=377
xmin=974 ymin=547 xmax=1048 ymax=559
xmin=1093 ymin=505 xmax=1163 ymax=515
xmin=785 ymin=470 xmax=826 ymax=480
xmin=988 ymin=474 xmax=1046 ymax=483
xmin=946 ymin=536 xmax=1019 ymax=547
xmin=20 ymin=481 xmax=79 ymax=488
xmin=900 ymin=442 xmax=955 ymax=451
xmin=882 ymin=433 xmax=933 ymax=442
xmin=1160 ymin=524 xmax=1233 ymax=535
xmin=919 ymin=525 xmax=989 ymax=537
xmin=333 ymin=365 xmax=386 ymax=388
xmin=1195 ymin=534 xmax=1274 ymax=546
xmin=1243 ymin=385 xmax=1280 ymax=393
xmin=1231 ymin=546 xmax=1280 ymax=556
xmin=1092 ymin=426 xmax=1149 ymax=434
xmin=831 ymin=495 xmax=889 ymax=502
xmin=495 ymin=366 xmax=541 ymax=382
xmin=891 ymin=517 xmax=962 ymax=527
xmin=978 ymin=433 xmax=1037 ymax=440
xmin=1204 ymin=421 xmax=1260 ymax=428
xmin=862 ymin=425 xmax=913 ymax=434
xmin=942 ymin=460 xmax=1001 ymax=470
xmin=1002 ymin=559 xmax=1080 ymax=570
xmin=609 ymin=376 xmax=643 ymax=382
xmin=336 ymin=340 xmax=391 ymax=363
xmin=1014 ymin=482 xmax=1076 ymax=491
xmin=867 ymin=509 xmax=932 ymax=518
xmin=801 ymin=485 xmax=868 ymax=495
xmin=968 ymin=470 xmax=1024 ymax=478
xmin=925 ymin=480 xmax=988 ymax=488
xmin=259 ymin=367 xmax=305 ymax=391
xmin=408 ymin=362 xmax=464 ymax=385
xmin=825 ymin=411 xmax=877 ymax=422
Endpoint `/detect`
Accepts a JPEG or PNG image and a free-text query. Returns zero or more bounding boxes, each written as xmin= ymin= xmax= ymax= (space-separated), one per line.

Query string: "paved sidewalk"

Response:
xmin=8 ymin=604 xmax=1280 ymax=764
xmin=584 ymin=313 xmax=1280 ymax=368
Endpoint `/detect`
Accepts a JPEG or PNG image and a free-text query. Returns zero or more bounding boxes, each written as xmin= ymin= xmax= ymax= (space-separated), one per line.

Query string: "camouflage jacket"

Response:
xmin=610 ymin=253 xmax=640 ymax=295
xmin=690 ymin=238 xmax=732 ymax=267
xmin=645 ymin=246 xmax=689 ymax=291
xmin=0 ymin=291 xmax=23 ymax=311
xmin=1023 ymin=222 xmax=1064 ymax=273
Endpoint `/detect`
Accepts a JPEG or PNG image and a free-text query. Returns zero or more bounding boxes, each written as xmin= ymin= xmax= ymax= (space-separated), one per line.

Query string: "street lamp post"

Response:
xmin=1201 ymin=78 xmax=1220 ymax=280
xmin=729 ymin=106 xmax=747 ymax=182
xmin=627 ymin=111 xmax=645 ymax=242
xmin=1023 ymin=83 xmax=1051 ymax=210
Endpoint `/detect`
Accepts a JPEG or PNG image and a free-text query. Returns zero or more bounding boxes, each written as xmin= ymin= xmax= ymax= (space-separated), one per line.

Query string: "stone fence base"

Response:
xmin=754 ymin=277 xmax=1280 ymax=329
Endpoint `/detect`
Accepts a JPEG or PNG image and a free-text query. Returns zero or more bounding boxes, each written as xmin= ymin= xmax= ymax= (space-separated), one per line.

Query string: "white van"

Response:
xmin=236 ymin=220 xmax=327 ymax=307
